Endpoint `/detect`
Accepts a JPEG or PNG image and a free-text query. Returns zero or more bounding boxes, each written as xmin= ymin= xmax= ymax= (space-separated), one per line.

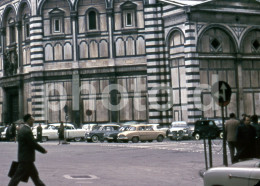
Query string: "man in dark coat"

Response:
xmin=8 ymin=114 xmax=47 ymax=186
xmin=235 ymin=116 xmax=256 ymax=162
xmin=37 ymin=124 xmax=43 ymax=143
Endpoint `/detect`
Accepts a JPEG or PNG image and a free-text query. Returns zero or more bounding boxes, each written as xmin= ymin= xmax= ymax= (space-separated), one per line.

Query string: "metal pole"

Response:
xmin=203 ymin=137 xmax=208 ymax=170
xmin=208 ymin=137 xmax=213 ymax=168
xmin=222 ymin=105 xmax=228 ymax=166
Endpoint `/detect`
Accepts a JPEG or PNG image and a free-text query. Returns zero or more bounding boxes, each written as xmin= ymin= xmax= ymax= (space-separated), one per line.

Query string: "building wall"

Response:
xmin=0 ymin=0 xmax=259 ymax=125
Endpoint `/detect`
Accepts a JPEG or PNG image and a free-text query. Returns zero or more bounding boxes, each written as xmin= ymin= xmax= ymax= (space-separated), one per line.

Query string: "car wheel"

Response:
xmin=42 ymin=136 xmax=48 ymax=142
xmin=194 ymin=133 xmax=200 ymax=140
xmin=157 ymin=135 xmax=164 ymax=142
xmin=91 ymin=135 xmax=99 ymax=143
xmin=74 ymin=137 xmax=82 ymax=142
xmin=132 ymin=137 xmax=139 ymax=143
xmin=219 ymin=131 xmax=223 ymax=139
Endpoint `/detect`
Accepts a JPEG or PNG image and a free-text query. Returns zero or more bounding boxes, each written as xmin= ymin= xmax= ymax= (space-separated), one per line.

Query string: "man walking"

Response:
xmin=235 ymin=116 xmax=256 ymax=162
xmin=8 ymin=114 xmax=47 ymax=186
xmin=225 ymin=113 xmax=240 ymax=164
xmin=37 ymin=124 xmax=43 ymax=143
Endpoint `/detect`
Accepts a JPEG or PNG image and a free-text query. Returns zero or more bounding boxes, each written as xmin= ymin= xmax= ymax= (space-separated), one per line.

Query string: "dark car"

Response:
xmin=192 ymin=120 xmax=222 ymax=140
xmin=85 ymin=124 xmax=120 ymax=142
xmin=103 ymin=125 xmax=131 ymax=142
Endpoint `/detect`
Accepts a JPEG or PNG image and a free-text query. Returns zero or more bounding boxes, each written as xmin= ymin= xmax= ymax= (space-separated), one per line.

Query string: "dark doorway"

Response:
xmin=5 ymin=87 xmax=19 ymax=124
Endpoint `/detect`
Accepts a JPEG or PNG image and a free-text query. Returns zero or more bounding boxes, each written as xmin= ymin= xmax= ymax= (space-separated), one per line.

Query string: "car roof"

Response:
xmin=171 ymin=121 xmax=187 ymax=124
xmin=49 ymin=123 xmax=74 ymax=126
xmin=130 ymin=124 xmax=149 ymax=127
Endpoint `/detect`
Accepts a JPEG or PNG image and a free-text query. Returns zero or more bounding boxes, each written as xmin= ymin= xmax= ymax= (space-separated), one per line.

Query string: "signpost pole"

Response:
xmin=203 ymin=137 xmax=208 ymax=170
xmin=222 ymin=105 xmax=228 ymax=166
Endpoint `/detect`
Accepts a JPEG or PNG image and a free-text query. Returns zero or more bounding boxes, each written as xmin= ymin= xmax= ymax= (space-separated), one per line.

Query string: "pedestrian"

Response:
xmin=6 ymin=124 xmax=11 ymax=141
xmin=240 ymin=113 xmax=247 ymax=126
xmin=8 ymin=113 xmax=47 ymax=186
xmin=225 ymin=113 xmax=240 ymax=164
xmin=251 ymin=115 xmax=260 ymax=158
xmin=37 ymin=124 xmax=43 ymax=143
xmin=234 ymin=116 xmax=256 ymax=162
xmin=58 ymin=122 xmax=64 ymax=145
xmin=10 ymin=123 xmax=16 ymax=142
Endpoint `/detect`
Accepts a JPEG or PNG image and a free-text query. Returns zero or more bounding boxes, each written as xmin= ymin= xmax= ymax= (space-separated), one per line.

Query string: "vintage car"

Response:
xmin=147 ymin=124 xmax=168 ymax=132
xmin=32 ymin=123 xmax=86 ymax=142
xmin=81 ymin=123 xmax=98 ymax=132
xmin=103 ymin=125 xmax=131 ymax=142
xmin=192 ymin=119 xmax=222 ymax=140
xmin=203 ymin=159 xmax=260 ymax=186
xmin=85 ymin=124 xmax=120 ymax=142
xmin=167 ymin=121 xmax=192 ymax=140
xmin=117 ymin=124 xmax=166 ymax=143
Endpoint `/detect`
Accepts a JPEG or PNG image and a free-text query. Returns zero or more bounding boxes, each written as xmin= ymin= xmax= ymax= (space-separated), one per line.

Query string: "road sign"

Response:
xmin=212 ymin=81 xmax=232 ymax=107
xmin=86 ymin=109 xmax=93 ymax=116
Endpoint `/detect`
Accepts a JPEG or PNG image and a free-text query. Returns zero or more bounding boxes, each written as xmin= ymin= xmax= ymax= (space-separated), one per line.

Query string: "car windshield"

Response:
xmin=119 ymin=126 xmax=129 ymax=131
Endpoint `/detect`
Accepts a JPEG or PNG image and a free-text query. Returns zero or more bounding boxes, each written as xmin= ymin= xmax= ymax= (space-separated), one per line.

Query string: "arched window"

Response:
xmin=8 ymin=18 xmax=16 ymax=44
xmin=89 ymin=11 xmax=97 ymax=30
xmin=86 ymin=9 xmax=99 ymax=32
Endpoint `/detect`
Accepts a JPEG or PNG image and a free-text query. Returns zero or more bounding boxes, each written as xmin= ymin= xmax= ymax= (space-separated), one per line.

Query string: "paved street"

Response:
xmin=0 ymin=140 xmax=226 ymax=186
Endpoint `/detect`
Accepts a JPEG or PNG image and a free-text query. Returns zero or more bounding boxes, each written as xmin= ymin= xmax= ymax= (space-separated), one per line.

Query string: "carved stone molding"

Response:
xmin=230 ymin=26 xmax=246 ymax=39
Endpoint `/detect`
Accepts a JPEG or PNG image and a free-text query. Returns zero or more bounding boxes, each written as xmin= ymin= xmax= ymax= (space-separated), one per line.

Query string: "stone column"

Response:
xmin=107 ymin=8 xmax=114 ymax=58
xmin=18 ymin=79 xmax=24 ymax=119
xmin=0 ymin=28 xmax=6 ymax=77
xmin=72 ymin=71 xmax=80 ymax=127
xmin=15 ymin=21 xmax=22 ymax=74
xmin=71 ymin=11 xmax=79 ymax=69
xmin=236 ymin=55 xmax=244 ymax=116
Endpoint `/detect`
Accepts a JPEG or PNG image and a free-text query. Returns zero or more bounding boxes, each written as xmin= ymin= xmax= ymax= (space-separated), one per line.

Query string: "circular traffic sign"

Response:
xmin=212 ymin=81 xmax=232 ymax=107
xmin=86 ymin=109 xmax=93 ymax=116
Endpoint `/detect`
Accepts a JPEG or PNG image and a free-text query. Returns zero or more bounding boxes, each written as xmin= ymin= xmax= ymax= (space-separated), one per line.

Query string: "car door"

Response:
xmin=44 ymin=126 xmax=58 ymax=139
xmin=145 ymin=126 xmax=156 ymax=140
xmin=137 ymin=126 xmax=146 ymax=140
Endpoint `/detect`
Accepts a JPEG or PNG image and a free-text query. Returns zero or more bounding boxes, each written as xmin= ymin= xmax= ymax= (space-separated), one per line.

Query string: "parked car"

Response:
xmin=104 ymin=125 xmax=131 ymax=142
xmin=147 ymin=124 xmax=168 ymax=132
xmin=0 ymin=126 xmax=8 ymax=140
xmin=203 ymin=159 xmax=260 ymax=186
xmin=81 ymin=123 xmax=98 ymax=132
xmin=212 ymin=118 xmax=225 ymax=139
xmin=167 ymin=121 xmax=192 ymax=140
xmin=32 ymin=123 xmax=85 ymax=142
xmin=117 ymin=124 xmax=166 ymax=143
xmin=85 ymin=124 xmax=120 ymax=142
xmin=192 ymin=120 xmax=222 ymax=140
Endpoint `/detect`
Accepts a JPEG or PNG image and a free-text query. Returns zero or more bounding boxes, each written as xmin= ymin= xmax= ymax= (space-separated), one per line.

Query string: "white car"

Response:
xmin=32 ymin=123 xmax=86 ymax=142
xmin=147 ymin=124 xmax=168 ymax=133
xmin=167 ymin=121 xmax=192 ymax=140
xmin=203 ymin=159 xmax=260 ymax=186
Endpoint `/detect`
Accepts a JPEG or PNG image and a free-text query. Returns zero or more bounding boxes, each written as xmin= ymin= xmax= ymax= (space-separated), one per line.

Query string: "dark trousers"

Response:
xmin=228 ymin=141 xmax=237 ymax=164
xmin=8 ymin=162 xmax=45 ymax=186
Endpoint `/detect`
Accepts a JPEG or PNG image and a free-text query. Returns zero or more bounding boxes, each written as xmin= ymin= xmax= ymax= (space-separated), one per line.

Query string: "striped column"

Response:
xmin=29 ymin=16 xmax=44 ymax=71
xmin=144 ymin=3 xmax=172 ymax=124
xmin=184 ymin=22 xmax=202 ymax=124
xmin=31 ymin=81 xmax=45 ymax=122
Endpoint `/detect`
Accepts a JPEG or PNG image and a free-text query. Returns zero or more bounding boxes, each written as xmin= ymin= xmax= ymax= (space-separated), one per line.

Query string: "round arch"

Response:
xmin=17 ymin=0 xmax=31 ymax=21
xmin=166 ymin=27 xmax=185 ymax=48
xmin=37 ymin=0 xmax=72 ymax=16
xmin=2 ymin=5 xmax=16 ymax=28
xmin=197 ymin=24 xmax=238 ymax=53
xmin=240 ymin=26 xmax=260 ymax=52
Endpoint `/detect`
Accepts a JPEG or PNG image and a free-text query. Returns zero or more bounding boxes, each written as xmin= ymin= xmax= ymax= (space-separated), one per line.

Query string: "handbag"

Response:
xmin=8 ymin=161 xmax=29 ymax=182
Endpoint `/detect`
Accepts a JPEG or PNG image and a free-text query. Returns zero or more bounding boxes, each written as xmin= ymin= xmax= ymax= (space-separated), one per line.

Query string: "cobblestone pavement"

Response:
xmin=0 ymin=139 xmax=226 ymax=186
